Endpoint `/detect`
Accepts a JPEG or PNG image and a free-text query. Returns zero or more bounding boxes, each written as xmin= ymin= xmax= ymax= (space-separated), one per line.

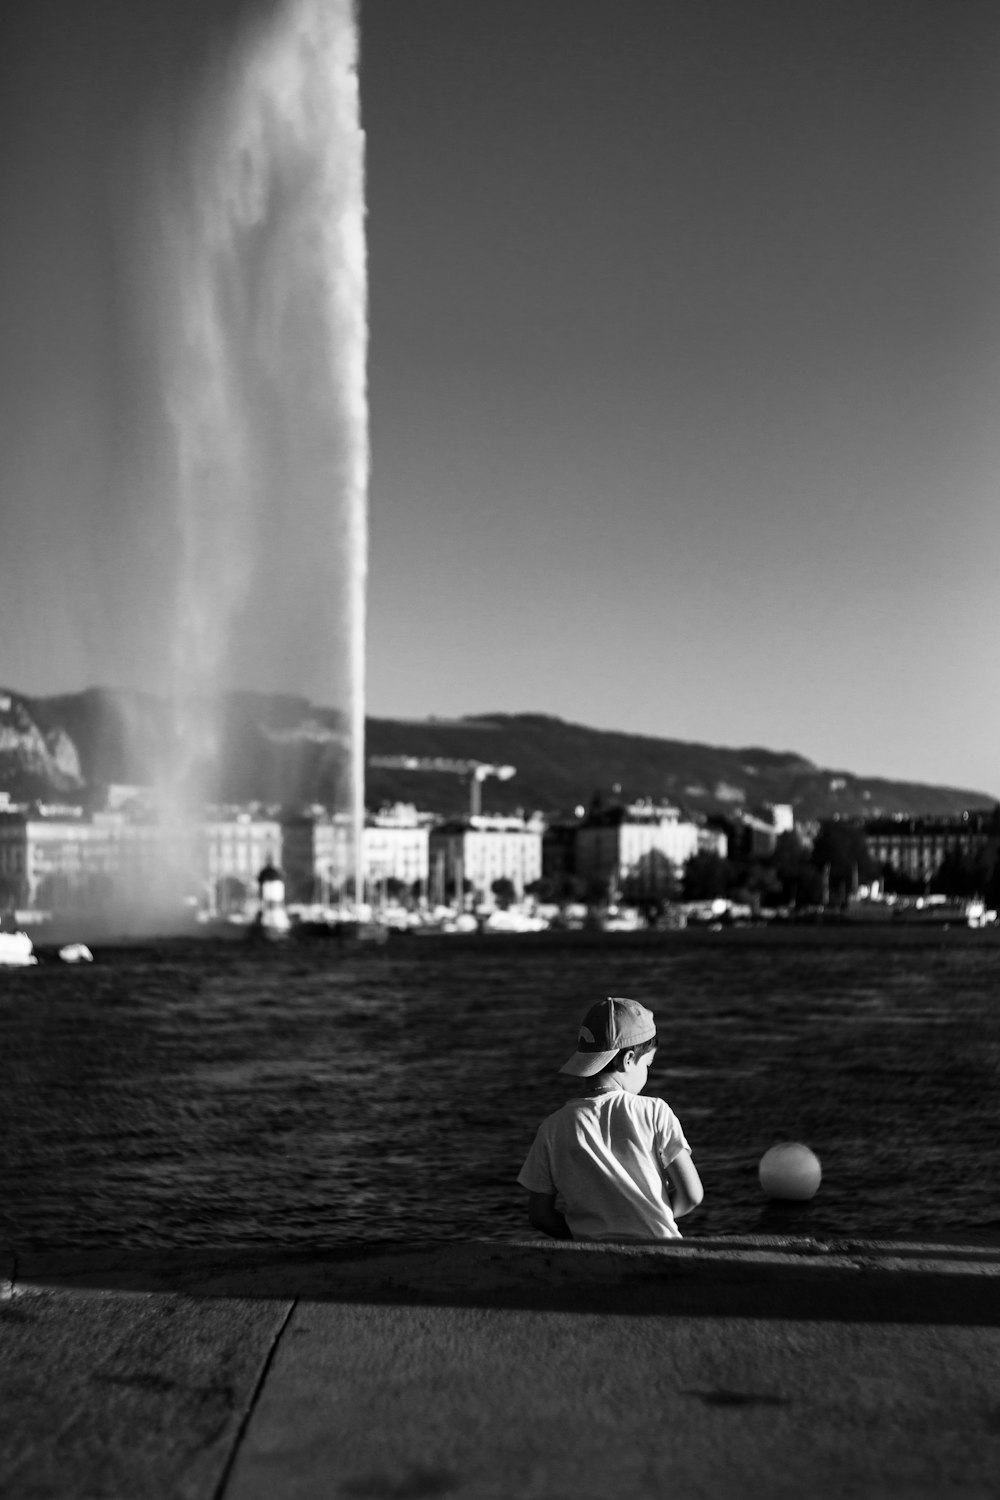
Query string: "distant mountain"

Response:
xmin=14 ymin=687 xmax=353 ymax=810
xmin=364 ymin=711 xmax=996 ymax=823
xmin=0 ymin=687 xmax=994 ymax=824
xmin=0 ymin=689 xmax=85 ymax=800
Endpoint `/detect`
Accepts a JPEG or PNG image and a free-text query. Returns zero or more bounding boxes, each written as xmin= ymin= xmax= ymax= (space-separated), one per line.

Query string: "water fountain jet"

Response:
xmin=129 ymin=0 xmax=368 ymax=918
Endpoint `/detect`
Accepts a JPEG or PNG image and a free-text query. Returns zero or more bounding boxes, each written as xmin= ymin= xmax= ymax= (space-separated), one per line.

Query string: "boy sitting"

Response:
xmin=517 ymin=996 xmax=703 ymax=1241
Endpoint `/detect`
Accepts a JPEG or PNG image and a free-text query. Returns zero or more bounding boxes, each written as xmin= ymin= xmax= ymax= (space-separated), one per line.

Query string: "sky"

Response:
xmin=1 ymin=1 xmax=999 ymax=796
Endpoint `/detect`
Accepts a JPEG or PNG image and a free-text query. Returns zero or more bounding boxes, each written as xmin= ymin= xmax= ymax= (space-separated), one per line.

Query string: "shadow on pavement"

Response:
xmin=6 ymin=1235 xmax=1000 ymax=1325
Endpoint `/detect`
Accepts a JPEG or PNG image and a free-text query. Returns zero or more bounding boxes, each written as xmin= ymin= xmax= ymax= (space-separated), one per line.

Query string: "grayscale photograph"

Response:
xmin=1 ymin=2 xmax=998 ymax=1496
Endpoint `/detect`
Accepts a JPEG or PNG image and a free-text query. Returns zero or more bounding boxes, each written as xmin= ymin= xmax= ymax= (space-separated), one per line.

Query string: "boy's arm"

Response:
xmin=665 ymin=1150 xmax=704 ymax=1219
xmin=526 ymin=1191 xmax=572 ymax=1239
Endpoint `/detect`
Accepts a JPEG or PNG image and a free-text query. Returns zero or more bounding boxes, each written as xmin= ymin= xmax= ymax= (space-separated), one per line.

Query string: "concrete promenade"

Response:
xmin=2 ymin=1235 xmax=999 ymax=1499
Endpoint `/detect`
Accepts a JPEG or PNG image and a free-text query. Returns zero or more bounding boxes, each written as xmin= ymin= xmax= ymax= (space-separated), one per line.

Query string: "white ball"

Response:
xmin=759 ymin=1142 xmax=822 ymax=1201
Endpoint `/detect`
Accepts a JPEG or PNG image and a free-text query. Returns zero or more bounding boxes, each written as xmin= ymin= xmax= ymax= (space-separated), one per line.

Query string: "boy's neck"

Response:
xmin=578 ymin=1077 xmax=622 ymax=1097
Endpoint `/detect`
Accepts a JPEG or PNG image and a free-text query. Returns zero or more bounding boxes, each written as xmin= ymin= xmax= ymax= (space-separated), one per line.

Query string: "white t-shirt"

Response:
xmin=517 ymin=1090 xmax=691 ymax=1241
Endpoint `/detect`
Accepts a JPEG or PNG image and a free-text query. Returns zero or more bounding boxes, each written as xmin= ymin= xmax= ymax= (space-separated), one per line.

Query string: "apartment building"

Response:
xmin=729 ymin=803 xmax=796 ymax=859
xmin=281 ymin=811 xmax=354 ymax=903
xmin=363 ymin=804 xmax=431 ymax=892
xmin=863 ymin=809 xmax=1000 ymax=884
xmin=0 ymin=805 xmax=282 ymax=918
xmin=202 ymin=810 xmax=283 ymax=913
xmin=429 ymin=815 xmax=543 ymax=909
xmin=282 ymin=804 xmax=431 ymax=903
xmin=574 ymin=801 xmax=727 ymax=900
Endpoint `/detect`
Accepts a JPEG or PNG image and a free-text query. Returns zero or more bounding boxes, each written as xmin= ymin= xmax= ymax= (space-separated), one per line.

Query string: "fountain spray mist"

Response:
xmin=136 ymin=0 xmax=368 ymax=906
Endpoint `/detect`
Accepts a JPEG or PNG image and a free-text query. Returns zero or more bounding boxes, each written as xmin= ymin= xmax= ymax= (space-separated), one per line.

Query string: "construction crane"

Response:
xmin=367 ymin=756 xmax=516 ymax=817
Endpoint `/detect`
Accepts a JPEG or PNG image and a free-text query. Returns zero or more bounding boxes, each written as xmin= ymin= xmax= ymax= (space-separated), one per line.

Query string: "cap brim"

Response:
xmin=559 ymin=1048 xmax=619 ymax=1077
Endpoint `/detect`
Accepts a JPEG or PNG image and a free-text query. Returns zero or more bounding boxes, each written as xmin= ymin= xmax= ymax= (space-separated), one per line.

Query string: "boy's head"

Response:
xmin=559 ymin=996 xmax=657 ymax=1077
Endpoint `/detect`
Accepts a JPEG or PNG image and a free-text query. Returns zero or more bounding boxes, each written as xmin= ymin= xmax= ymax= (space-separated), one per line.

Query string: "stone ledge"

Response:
xmin=10 ymin=1235 xmax=1000 ymax=1325
xmin=5 ymin=1238 xmax=1000 ymax=1499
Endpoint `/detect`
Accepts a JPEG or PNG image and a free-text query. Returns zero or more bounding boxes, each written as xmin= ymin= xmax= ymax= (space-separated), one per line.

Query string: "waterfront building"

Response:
xmin=363 ymin=804 xmax=431 ymax=895
xmin=0 ymin=807 xmax=194 ymax=916
xmin=201 ymin=810 xmax=283 ymax=915
xmin=0 ymin=804 xmax=283 ymax=919
xmin=0 ymin=806 xmax=91 ymax=911
xmin=541 ymin=820 xmax=580 ymax=890
xmin=730 ymin=803 xmax=796 ymax=859
xmin=574 ymin=801 xmax=726 ymax=901
xmin=429 ymin=815 xmax=543 ymax=909
xmin=281 ymin=810 xmax=353 ymax=904
xmin=282 ymin=803 xmax=431 ymax=904
xmin=862 ymin=808 xmax=1000 ymax=885
xmin=698 ymin=822 xmax=730 ymax=859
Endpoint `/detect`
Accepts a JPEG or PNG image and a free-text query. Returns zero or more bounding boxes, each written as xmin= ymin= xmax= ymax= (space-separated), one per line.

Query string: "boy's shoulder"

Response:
xmin=557 ymin=1090 xmax=671 ymax=1118
xmin=618 ymin=1090 xmax=672 ymax=1117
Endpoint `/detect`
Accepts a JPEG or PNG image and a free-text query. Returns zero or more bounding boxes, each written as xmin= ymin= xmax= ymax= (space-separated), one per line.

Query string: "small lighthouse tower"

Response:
xmin=255 ymin=856 xmax=291 ymax=940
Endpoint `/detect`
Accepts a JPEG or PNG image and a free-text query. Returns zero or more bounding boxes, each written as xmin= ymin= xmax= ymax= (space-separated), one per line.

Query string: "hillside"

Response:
xmin=364 ymin=712 xmax=995 ymax=822
xmin=1 ymin=687 xmax=994 ymax=823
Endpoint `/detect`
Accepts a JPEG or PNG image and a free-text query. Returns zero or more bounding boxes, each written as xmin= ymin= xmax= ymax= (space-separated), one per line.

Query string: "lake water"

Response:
xmin=1 ymin=928 xmax=998 ymax=1250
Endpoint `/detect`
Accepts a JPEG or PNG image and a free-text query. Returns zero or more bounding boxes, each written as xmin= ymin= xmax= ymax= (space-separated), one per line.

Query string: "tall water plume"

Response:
xmin=131 ymin=0 xmax=368 ymax=900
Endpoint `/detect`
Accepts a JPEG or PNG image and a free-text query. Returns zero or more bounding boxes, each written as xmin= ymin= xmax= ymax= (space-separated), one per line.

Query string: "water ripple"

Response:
xmin=1 ymin=930 xmax=997 ymax=1247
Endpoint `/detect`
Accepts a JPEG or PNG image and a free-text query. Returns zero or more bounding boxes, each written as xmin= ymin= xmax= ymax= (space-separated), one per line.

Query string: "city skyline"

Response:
xmin=1 ymin=2 xmax=999 ymax=796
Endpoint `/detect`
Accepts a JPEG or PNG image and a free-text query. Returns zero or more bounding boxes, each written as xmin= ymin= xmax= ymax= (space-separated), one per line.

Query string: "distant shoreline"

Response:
xmin=20 ymin=920 xmax=1000 ymax=956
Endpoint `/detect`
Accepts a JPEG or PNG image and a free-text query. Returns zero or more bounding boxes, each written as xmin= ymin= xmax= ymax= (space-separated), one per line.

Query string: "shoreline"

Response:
xmin=16 ymin=918 xmax=1000 ymax=954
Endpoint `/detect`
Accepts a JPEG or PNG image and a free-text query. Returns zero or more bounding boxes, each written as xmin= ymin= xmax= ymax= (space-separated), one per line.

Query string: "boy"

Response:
xmin=517 ymin=996 xmax=703 ymax=1241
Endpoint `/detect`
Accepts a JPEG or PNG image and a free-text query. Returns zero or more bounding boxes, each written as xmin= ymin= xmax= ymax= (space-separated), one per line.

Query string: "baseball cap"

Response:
xmin=559 ymin=996 xmax=657 ymax=1077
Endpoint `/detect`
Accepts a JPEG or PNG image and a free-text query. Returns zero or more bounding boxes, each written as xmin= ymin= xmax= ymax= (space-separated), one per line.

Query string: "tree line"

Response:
xmin=678 ymin=822 xmax=1000 ymax=910
xmin=524 ymin=818 xmax=1000 ymax=913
